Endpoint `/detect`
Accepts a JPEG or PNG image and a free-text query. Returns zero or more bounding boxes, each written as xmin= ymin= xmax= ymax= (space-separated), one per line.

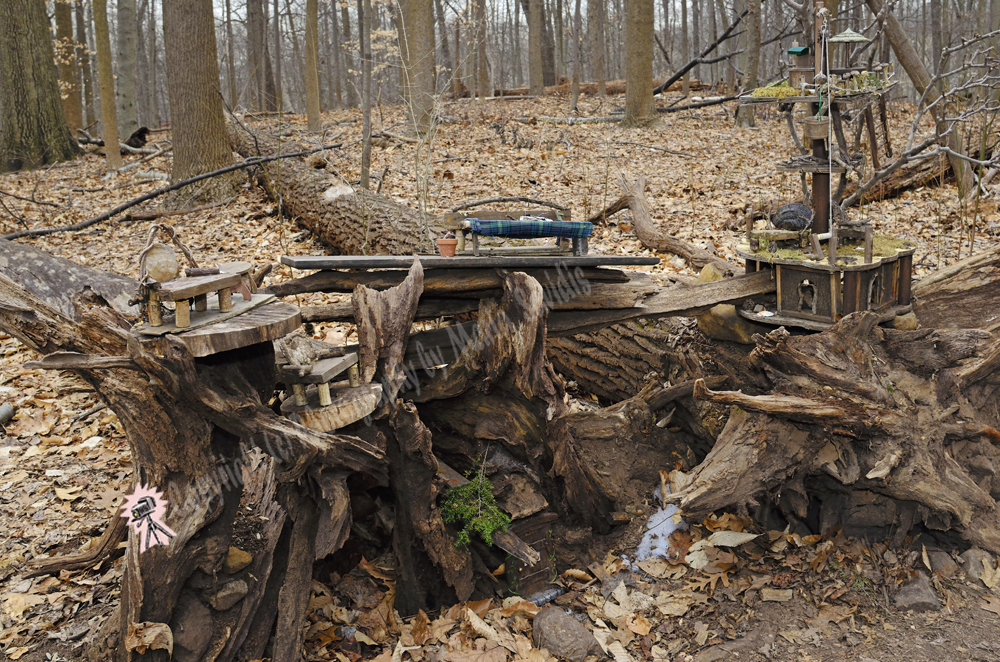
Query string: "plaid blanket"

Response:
xmin=467 ymin=216 xmax=594 ymax=239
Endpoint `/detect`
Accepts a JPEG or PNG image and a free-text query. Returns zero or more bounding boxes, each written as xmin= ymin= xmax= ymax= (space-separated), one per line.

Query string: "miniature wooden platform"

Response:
xmin=281 ymin=382 xmax=382 ymax=431
xmin=738 ymin=304 xmax=912 ymax=332
xmin=280 ymin=353 xmax=358 ymax=384
xmin=134 ymin=293 xmax=276 ymax=336
xmin=135 ymin=301 xmax=301 ymax=357
xmin=280 ymin=255 xmax=659 ymax=270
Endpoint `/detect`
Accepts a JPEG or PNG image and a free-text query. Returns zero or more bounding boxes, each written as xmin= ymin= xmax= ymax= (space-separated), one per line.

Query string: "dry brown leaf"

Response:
xmin=3 ymin=594 xmax=45 ymax=621
xmin=124 ymin=622 xmax=173 ymax=656
xmin=627 ymin=614 xmax=651 ymax=636
xmin=981 ymin=555 xmax=999 ymax=589
xmin=981 ymin=595 xmax=1000 ymax=616
xmin=607 ymin=640 xmax=635 ymax=662
xmin=761 ymin=588 xmax=794 ymax=602
xmin=411 ymin=609 xmax=431 ymax=645
xmin=466 ymin=598 xmax=493 ymax=618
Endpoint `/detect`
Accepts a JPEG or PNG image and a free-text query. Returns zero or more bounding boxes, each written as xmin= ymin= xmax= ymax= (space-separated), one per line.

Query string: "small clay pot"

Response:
xmin=436 ymin=237 xmax=459 ymax=257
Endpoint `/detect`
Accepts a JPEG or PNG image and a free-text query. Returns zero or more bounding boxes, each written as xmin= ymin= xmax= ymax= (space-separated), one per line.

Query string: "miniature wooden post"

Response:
xmin=827 ymin=226 xmax=838 ymax=266
xmin=148 ymin=292 xmax=163 ymax=327
xmin=318 ymin=383 xmax=333 ymax=406
xmin=175 ymin=300 xmax=191 ymax=328
xmin=810 ymin=234 xmax=824 ymax=259
xmin=292 ymin=383 xmax=307 ymax=406
xmin=348 ymin=364 xmax=361 ymax=388
xmin=194 ymin=293 xmax=208 ymax=312
xmin=218 ymin=288 xmax=233 ymax=313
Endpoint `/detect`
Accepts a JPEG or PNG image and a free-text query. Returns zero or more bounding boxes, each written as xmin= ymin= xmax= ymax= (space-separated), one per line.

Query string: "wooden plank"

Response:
xmin=140 ymin=301 xmax=302 ymax=357
xmin=267 ymin=266 xmax=632 ymax=297
xmin=134 ymin=293 xmax=276 ymax=336
xmin=281 ymin=353 xmax=358 ymax=384
xmin=280 ymin=254 xmax=659 ymax=270
xmin=301 ymin=275 xmax=659 ymax=323
xmin=151 ymin=273 xmax=242 ymax=301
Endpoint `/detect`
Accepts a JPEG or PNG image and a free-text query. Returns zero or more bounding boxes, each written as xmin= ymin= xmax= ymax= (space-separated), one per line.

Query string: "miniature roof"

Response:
xmin=828 ymin=28 xmax=870 ymax=43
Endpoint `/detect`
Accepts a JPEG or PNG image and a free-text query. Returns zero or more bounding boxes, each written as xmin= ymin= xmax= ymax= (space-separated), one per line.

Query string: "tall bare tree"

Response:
xmin=588 ymin=0 xmax=606 ymax=95
xmin=398 ymin=0 xmax=436 ymax=132
xmin=75 ymin=0 xmax=94 ymax=126
xmin=570 ymin=0 xmax=582 ymax=110
xmin=528 ymin=0 xmax=544 ymax=94
xmin=622 ymin=0 xmax=659 ymax=126
xmin=116 ymin=0 xmax=139 ymax=137
xmin=162 ymin=0 xmax=238 ymax=205
xmin=226 ymin=0 xmax=238 ymax=108
xmin=54 ymin=0 xmax=84 ymax=134
xmin=736 ymin=0 xmax=761 ymax=127
xmin=0 ymin=0 xmax=79 ymax=172
xmin=305 ymin=0 xmax=322 ymax=130
xmin=273 ymin=0 xmax=283 ymax=109
xmin=93 ymin=0 xmax=123 ymax=169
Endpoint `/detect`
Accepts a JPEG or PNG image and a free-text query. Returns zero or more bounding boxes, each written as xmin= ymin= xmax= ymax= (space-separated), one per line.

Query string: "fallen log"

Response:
xmin=231 ymin=130 xmax=438 ymax=255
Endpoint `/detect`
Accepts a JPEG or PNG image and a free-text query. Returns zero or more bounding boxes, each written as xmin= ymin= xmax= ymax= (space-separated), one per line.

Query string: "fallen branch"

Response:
xmin=653 ymin=9 xmax=748 ymax=95
xmin=123 ymin=198 xmax=232 ymax=223
xmin=658 ymin=95 xmax=739 ymax=113
xmin=451 ymin=196 xmax=569 ymax=213
xmin=26 ymin=514 xmax=127 ymax=578
xmin=0 ymin=188 xmax=60 ymax=208
xmin=613 ymin=141 xmax=692 ymax=157
xmin=3 ymin=143 xmax=342 ymax=241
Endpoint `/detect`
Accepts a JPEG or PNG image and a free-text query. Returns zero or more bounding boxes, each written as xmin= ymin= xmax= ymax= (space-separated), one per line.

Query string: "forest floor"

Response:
xmin=1 ymin=95 xmax=999 ymax=661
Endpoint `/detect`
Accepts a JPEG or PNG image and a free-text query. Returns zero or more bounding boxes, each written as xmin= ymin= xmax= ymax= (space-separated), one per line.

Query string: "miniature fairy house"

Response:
xmin=736 ymin=0 xmax=912 ymax=330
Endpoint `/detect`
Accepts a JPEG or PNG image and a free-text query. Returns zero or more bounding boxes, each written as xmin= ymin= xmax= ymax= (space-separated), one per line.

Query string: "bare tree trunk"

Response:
xmin=147 ymin=0 xmax=160 ymax=126
xmin=93 ymin=0 xmax=123 ymax=169
xmin=273 ymin=0 xmax=283 ymax=110
xmin=434 ymin=0 xmax=451 ymax=91
xmin=116 ymin=0 xmax=139 ymax=137
xmin=622 ymin=0 xmax=659 ymax=126
xmin=398 ymin=0 xmax=436 ymax=132
xmin=226 ymin=0 xmax=238 ymax=108
xmin=588 ymin=0 xmax=606 ymax=95
xmin=476 ymin=0 xmax=488 ymax=98
xmin=76 ymin=0 xmax=95 ymax=126
xmin=569 ymin=0 xmax=582 ymax=110
xmin=735 ymin=0 xmax=760 ymax=127
xmin=528 ymin=0 xmax=544 ymax=94
xmin=341 ymin=3 xmax=357 ymax=107
xmin=162 ymin=0 xmax=238 ymax=205
xmin=305 ymin=0 xmax=322 ymax=130
xmin=55 ymin=1 xmax=84 ymax=134
xmin=359 ymin=0 xmax=372 ymax=188
xmin=681 ymin=0 xmax=689 ymax=95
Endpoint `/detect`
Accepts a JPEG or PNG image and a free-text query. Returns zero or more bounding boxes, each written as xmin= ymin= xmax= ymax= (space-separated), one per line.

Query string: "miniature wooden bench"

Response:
xmin=442 ymin=209 xmax=592 ymax=256
xmin=280 ymin=352 xmax=361 ymax=407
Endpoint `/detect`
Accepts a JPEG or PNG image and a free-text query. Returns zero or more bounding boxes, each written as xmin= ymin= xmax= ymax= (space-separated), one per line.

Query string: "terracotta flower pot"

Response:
xmin=436 ymin=238 xmax=458 ymax=257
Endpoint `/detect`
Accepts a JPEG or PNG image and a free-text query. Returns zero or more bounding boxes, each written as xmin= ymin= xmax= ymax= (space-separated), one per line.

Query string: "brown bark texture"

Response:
xmin=162 ymin=0 xmax=239 ymax=207
xmin=0 ymin=0 xmax=79 ymax=172
xmin=54 ymin=1 xmax=84 ymax=134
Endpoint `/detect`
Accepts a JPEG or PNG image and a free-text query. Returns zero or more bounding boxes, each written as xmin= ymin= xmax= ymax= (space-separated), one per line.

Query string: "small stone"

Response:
xmin=171 ymin=594 xmax=213 ymax=662
xmin=208 ymin=580 xmax=248 ymax=611
xmin=892 ymin=312 xmax=918 ymax=330
xmin=928 ymin=550 xmax=959 ymax=577
xmin=222 ymin=547 xmax=252 ymax=574
xmin=696 ymin=263 xmax=725 ymax=284
xmin=532 ymin=607 xmax=603 ymax=662
xmin=894 ymin=571 xmax=940 ymax=612
xmin=960 ymin=547 xmax=992 ymax=582
xmin=698 ymin=304 xmax=772 ymax=345
xmin=883 ymin=550 xmax=898 ymax=565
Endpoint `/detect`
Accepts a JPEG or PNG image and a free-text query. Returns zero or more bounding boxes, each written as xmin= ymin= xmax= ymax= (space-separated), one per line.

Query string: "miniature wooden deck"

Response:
xmin=134 ymin=293 xmax=276 ymax=336
xmin=135 ymin=301 xmax=301 ymax=357
xmin=280 ymin=255 xmax=659 ymax=270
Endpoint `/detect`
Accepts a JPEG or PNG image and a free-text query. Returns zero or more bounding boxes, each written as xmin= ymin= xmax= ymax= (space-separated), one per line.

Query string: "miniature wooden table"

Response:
xmin=280 ymin=352 xmax=361 ymax=407
xmin=148 ymin=273 xmax=243 ymax=329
